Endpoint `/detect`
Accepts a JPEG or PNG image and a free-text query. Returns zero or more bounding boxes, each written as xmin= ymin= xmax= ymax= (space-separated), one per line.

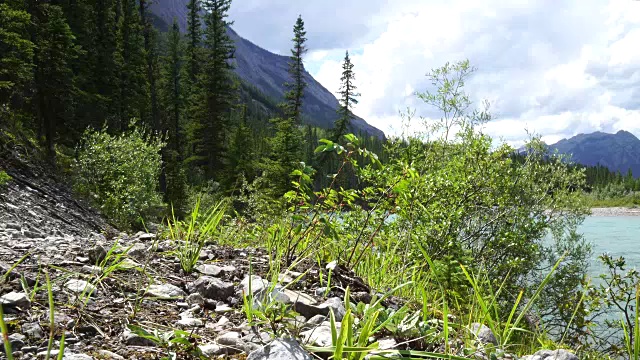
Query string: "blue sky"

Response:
xmin=229 ymin=0 xmax=640 ymax=146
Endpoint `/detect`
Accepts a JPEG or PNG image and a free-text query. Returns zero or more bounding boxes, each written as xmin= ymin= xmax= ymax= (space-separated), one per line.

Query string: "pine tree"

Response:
xmin=227 ymin=105 xmax=255 ymax=187
xmin=33 ymin=3 xmax=78 ymax=159
xmin=160 ymin=19 xmax=187 ymax=215
xmin=333 ymin=50 xmax=359 ymax=141
xmin=92 ymin=0 xmax=120 ymax=127
xmin=192 ymin=0 xmax=237 ymax=180
xmin=284 ymin=15 xmax=307 ymax=124
xmin=266 ymin=15 xmax=309 ymax=196
xmin=115 ymin=0 xmax=149 ymax=131
xmin=0 ymin=2 xmax=34 ymax=123
xmin=185 ymin=0 xmax=202 ymax=89
xmin=139 ymin=0 xmax=160 ymax=131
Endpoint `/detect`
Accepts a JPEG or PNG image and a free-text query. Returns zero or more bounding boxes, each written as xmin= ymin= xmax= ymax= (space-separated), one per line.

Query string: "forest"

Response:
xmin=1 ymin=0 xmax=640 ymax=359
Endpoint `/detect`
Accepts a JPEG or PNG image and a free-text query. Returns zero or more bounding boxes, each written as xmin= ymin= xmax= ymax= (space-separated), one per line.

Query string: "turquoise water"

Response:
xmin=581 ymin=216 xmax=640 ymax=280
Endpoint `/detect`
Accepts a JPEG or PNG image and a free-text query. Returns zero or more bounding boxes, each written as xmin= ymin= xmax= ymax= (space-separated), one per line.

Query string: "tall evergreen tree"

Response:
xmin=191 ymin=0 xmax=237 ymax=180
xmin=92 ymin=0 xmax=120 ymax=127
xmin=115 ymin=0 xmax=149 ymax=130
xmin=266 ymin=15 xmax=309 ymax=196
xmin=333 ymin=50 xmax=359 ymax=141
xmin=161 ymin=19 xmax=187 ymax=215
xmin=0 ymin=2 xmax=34 ymax=124
xmin=139 ymin=0 xmax=160 ymax=131
xmin=227 ymin=105 xmax=255 ymax=187
xmin=284 ymin=15 xmax=307 ymax=124
xmin=185 ymin=0 xmax=202 ymax=89
xmin=32 ymin=3 xmax=77 ymax=159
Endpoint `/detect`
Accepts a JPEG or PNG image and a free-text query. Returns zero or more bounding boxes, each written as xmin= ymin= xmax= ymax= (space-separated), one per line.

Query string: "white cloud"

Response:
xmin=228 ymin=0 xmax=640 ymax=145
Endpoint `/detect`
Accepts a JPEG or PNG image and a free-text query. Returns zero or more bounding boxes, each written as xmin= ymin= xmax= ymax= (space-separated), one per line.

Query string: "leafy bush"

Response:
xmin=72 ymin=124 xmax=165 ymax=229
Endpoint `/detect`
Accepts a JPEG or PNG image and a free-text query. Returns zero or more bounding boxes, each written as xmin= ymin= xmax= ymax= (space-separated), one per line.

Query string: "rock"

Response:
xmin=217 ymin=331 xmax=242 ymax=346
xmin=146 ymin=283 xmax=186 ymax=299
xmin=306 ymin=314 xmax=327 ymax=327
xmin=82 ymin=265 xmax=102 ymax=274
xmin=352 ymin=291 xmax=373 ymax=304
xmin=187 ymin=276 xmax=234 ymax=301
xmin=470 ymin=323 xmax=498 ymax=345
xmin=315 ymin=287 xmax=327 ymax=296
xmin=1 ymin=333 xmax=26 ymax=351
xmin=137 ymin=233 xmax=155 ymax=241
xmin=177 ymin=317 xmax=203 ymax=327
xmin=199 ymin=343 xmax=223 ymax=357
xmin=196 ymin=264 xmax=224 ymax=277
xmin=248 ymin=338 xmax=314 ymax=360
xmin=88 ymin=244 xmax=107 ymax=264
xmin=22 ymin=322 xmax=44 ymax=340
xmin=301 ymin=325 xmax=333 ymax=347
xmin=295 ymin=297 xmax=346 ymax=321
xmin=65 ymin=279 xmax=97 ymax=295
xmin=186 ymin=293 xmax=205 ymax=305
xmin=520 ymin=349 xmax=579 ymax=360
xmin=123 ymin=330 xmax=157 ymax=347
xmin=127 ymin=242 xmax=148 ymax=260
xmin=0 ymin=291 xmax=30 ymax=308
xmin=63 ymin=355 xmax=93 ymax=360
xmin=96 ymin=350 xmax=125 ymax=359
xmin=241 ymin=275 xmax=270 ymax=295
xmin=215 ymin=303 xmax=233 ymax=313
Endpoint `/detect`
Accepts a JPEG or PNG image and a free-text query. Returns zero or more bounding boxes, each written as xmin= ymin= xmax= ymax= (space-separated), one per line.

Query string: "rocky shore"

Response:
xmin=590 ymin=207 xmax=640 ymax=216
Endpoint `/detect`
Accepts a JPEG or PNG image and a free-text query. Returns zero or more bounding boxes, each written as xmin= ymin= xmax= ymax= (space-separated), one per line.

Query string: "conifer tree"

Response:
xmin=266 ymin=15 xmax=308 ymax=196
xmin=191 ymin=0 xmax=237 ymax=180
xmin=161 ymin=19 xmax=187 ymax=215
xmin=0 ymin=2 xmax=34 ymax=122
xmin=139 ymin=0 xmax=160 ymax=131
xmin=115 ymin=0 xmax=149 ymax=131
xmin=333 ymin=50 xmax=359 ymax=141
xmin=227 ymin=105 xmax=255 ymax=187
xmin=284 ymin=15 xmax=307 ymax=124
xmin=32 ymin=3 xmax=77 ymax=159
xmin=92 ymin=0 xmax=120 ymax=126
xmin=185 ymin=0 xmax=202 ymax=89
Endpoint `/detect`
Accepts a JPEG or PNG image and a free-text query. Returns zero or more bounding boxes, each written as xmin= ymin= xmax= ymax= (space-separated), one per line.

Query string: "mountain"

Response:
xmin=547 ymin=130 xmax=640 ymax=177
xmin=149 ymin=2 xmax=385 ymax=139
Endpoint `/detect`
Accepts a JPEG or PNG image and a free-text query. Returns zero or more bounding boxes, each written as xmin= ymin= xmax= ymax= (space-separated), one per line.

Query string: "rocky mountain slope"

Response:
xmin=149 ymin=1 xmax=385 ymax=139
xmin=548 ymin=130 xmax=640 ymax=177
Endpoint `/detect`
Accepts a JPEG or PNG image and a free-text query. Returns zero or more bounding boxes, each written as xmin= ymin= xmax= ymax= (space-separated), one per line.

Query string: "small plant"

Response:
xmin=0 ymin=170 xmax=11 ymax=187
xmin=0 ymin=303 xmax=14 ymax=360
xmin=167 ymin=198 xmax=226 ymax=273
xmin=127 ymin=324 xmax=202 ymax=359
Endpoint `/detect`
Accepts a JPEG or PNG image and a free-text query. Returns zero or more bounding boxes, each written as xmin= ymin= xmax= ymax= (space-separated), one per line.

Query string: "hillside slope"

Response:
xmin=549 ymin=130 xmax=640 ymax=177
xmin=149 ymin=1 xmax=385 ymax=139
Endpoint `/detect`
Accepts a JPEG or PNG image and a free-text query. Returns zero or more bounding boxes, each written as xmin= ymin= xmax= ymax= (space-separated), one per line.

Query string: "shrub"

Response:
xmin=72 ymin=124 xmax=165 ymax=229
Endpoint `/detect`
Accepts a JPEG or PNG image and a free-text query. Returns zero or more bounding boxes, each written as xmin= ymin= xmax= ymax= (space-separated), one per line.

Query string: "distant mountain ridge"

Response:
xmin=547 ymin=130 xmax=640 ymax=177
xmin=149 ymin=1 xmax=385 ymax=139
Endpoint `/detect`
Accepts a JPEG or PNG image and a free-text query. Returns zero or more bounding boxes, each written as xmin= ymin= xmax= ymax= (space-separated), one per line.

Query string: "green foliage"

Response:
xmin=166 ymin=198 xmax=226 ymax=273
xmin=127 ymin=324 xmax=204 ymax=359
xmin=0 ymin=170 xmax=11 ymax=186
xmin=72 ymin=124 xmax=165 ymax=229
xmin=0 ymin=3 xmax=34 ymax=109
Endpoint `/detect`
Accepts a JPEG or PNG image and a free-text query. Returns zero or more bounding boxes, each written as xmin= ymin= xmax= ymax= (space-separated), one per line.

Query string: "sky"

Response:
xmin=229 ymin=0 xmax=640 ymax=147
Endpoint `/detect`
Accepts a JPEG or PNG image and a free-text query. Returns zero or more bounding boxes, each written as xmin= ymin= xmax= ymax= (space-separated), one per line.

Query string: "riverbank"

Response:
xmin=591 ymin=207 xmax=640 ymax=216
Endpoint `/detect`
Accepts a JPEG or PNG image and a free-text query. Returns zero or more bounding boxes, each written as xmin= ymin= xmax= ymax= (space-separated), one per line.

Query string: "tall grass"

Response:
xmin=167 ymin=198 xmax=226 ymax=273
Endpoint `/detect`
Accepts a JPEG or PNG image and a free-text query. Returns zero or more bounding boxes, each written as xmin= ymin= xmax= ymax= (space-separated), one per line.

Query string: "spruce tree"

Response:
xmin=192 ymin=0 xmax=237 ymax=180
xmin=185 ymin=0 xmax=202 ymax=89
xmin=161 ymin=19 xmax=187 ymax=215
xmin=139 ymin=0 xmax=160 ymax=131
xmin=93 ymin=0 xmax=120 ymax=127
xmin=0 ymin=2 xmax=34 ymax=123
xmin=266 ymin=15 xmax=309 ymax=196
xmin=115 ymin=0 xmax=149 ymax=131
xmin=32 ymin=3 xmax=77 ymax=159
xmin=333 ymin=50 xmax=359 ymax=141
xmin=284 ymin=15 xmax=307 ymax=124
xmin=227 ymin=105 xmax=255 ymax=187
